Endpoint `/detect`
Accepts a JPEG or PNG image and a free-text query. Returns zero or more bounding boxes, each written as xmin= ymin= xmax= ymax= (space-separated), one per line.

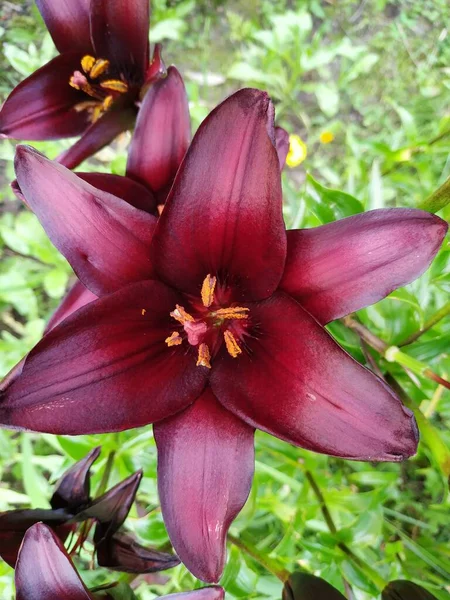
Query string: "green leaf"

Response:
xmin=21 ymin=435 xmax=50 ymax=509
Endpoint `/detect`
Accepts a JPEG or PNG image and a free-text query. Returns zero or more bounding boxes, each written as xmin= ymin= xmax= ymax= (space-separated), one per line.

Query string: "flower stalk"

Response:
xmin=399 ymin=301 xmax=450 ymax=346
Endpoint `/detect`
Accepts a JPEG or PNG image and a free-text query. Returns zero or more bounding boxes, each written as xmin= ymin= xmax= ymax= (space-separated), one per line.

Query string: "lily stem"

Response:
xmin=227 ymin=533 xmax=289 ymax=582
xmin=398 ymin=301 xmax=450 ymax=346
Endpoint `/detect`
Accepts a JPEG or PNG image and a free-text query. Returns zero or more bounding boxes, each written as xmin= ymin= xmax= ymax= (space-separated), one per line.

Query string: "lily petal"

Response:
xmin=51 ymin=447 xmax=101 ymax=512
xmin=127 ymin=66 xmax=190 ymax=200
xmin=90 ymin=0 xmax=149 ymax=78
xmin=95 ymin=531 xmax=180 ymax=573
xmin=15 ymin=523 xmax=92 ymax=600
xmin=57 ymin=108 xmax=135 ymax=169
xmin=36 ymin=0 xmax=92 ymax=54
xmin=79 ymin=471 xmax=142 ymax=537
xmin=15 ymin=146 xmax=156 ymax=297
xmin=77 ymin=173 xmax=157 ymax=213
xmin=154 ymin=389 xmax=254 ymax=583
xmin=275 ymin=126 xmax=289 ymax=170
xmin=211 ymin=292 xmax=418 ymax=461
xmin=280 ymin=209 xmax=448 ymax=324
xmin=161 ymin=588 xmax=225 ymax=600
xmin=0 ymin=281 xmax=208 ymax=434
xmin=0 ymin=53 xmax=89 ymax=140
xmin=46 ymin=281 xmax=97 ymax=332
xmin=0 ymin=508 xmax=72 ymax=567
xmin=151 ymin=88 xmax=286 ymax=302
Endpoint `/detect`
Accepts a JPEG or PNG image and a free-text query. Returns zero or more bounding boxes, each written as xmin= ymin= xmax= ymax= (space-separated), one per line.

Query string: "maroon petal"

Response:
xmin=127 ymin=66 xmax=190 ymax=199
xmin=0 ymin=281 xmax=208 ymax=434
xmin=90 ymin=0 xmax=149 ymax=78
xmin=15 ymin=523 xmax=92 ymax=600
xmin=280 ymin=209 xmax=448 ymax=324
xmin=15 ymin=146 xmax=156 ymax=296
xmin=0 ymin=53 xmax=89 ymax=140
xmin=0 ymin=509 xmax=71 ymax=567
xmin=77 ymin=173 xmax=157 ymax=213
xmin=95 ymin=531 xmax=180 ymax=573
xmin=79 ymin=471 xmax=142 ymax=536
xmin=50 ymin=447 xmax=101 ymax=512
xmin=154 ymin=389 xmax=254 ymax=583
xmin=36 ymin=0 xmax=92 ymax=54
xmin=57 ymin=108 xmax=135 ymax=169
xmin=46 ymin=281 xmax=97 ymax=333
xmin=161 ymin=588 xmax=225 ymax=600
xmin=151 ymin=88 xmax=286 ymax=301
xmin=211 ymin=292 xmax=418 ymax=461
xmin=275 ymin=126 xmax=289 ymax=170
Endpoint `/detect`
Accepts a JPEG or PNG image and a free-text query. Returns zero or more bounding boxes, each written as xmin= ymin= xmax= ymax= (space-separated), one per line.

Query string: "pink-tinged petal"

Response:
xmin=0 ymin=509 xmax=72 ymax=567
xmin=280 ymin=209 xmax=448 ymax=325
xmin=46 ymin=281 xmax=97 ymax=333
xmin=51 ymin=447 xmax=101 ymax=512
xmin=143 ymin=43 xmax=167 ymax=88
xmin=154 ymin=389 xmax=254 ymax=583
xmin=161 ymin=588 xmax=225 ymax=600
xmin=0 ymin=281 xmax=208 ymax=434
xmin=36 ymin=0 xmax=92 ymax=54
xmin=15 ymin=524 xmax=92 ymax=600
xmin=95 ymin=531 xmax=180 ymax=573
xmin=127 ymin=66 xmax=190 ymax=199
xmin=90 ymin=0 xmax=149 ymax=78
xmin=211 ymin=292 xmax=418 ymax=461
xmin=275 ymin=126 xmax=289 ymax=170
xmin=151 ymin=88 xmax=286 ymax=301
xmin=15 ymin=146 xmax=156 ymax=296
xmin=0 ymin=53 xmax=89 ymax=140
xmin=57 ymin=108 xmax=135 ymax=169
xmin=77 ymin=173 xmax=157 ymax=213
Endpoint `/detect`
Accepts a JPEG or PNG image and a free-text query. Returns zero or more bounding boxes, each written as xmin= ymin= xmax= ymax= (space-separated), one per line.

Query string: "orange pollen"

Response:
xmin=141 ymin=309 xmax=146 ymax=316
xmin=81 ymin=55 xmax=96 ymax=73
xmin=102 ymin=95 xmax=114 ymax=111
xmin=100 ymin=79 xmax=129 ymax=93
xmin=170 ymin=305 xmax=195 ymax=324
xmin=196 ymin=343 xmax=211 ymax=369
xmin=165 ymin=332 xmax=183 ymax=347
xmin=89 ymin=58 xmax=110 ymax=79
xmin=201 ymin=274 xmax=217 ymax=308
xmin=224 ymin=330 xmax=242 ymax=358
xmin=213 ymin=306 xmax=249 ymax=320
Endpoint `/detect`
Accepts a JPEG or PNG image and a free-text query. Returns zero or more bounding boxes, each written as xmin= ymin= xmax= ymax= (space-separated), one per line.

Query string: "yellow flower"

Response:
xmin=319 ymin=131 xmax=334 ymax=144
xmin=286 ymin=134 xmax=307 ymax=168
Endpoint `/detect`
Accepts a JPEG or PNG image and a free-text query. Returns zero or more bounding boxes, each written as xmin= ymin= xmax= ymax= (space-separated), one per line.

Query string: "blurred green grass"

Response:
xmin=0 ymin=1 xmax=449 ymax=598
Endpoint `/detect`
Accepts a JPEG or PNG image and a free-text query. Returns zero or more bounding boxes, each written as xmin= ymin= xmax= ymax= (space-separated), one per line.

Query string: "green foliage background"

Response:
xmin=0 ymin=0 xmax=449 ymax=598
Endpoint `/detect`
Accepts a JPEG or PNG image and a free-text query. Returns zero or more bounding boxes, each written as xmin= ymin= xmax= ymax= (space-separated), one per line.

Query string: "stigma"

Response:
xmin=69 ymin=55 xmax=129 ymax=123
xmin=165 ymin=274 xmax=250 ymax=368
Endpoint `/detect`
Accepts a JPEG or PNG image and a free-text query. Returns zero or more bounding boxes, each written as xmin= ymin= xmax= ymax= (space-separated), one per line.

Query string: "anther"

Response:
xmin=90 ymin=58 xmax=110 ymax=79
xmin=213 ymin=306 xmax=249 ymax=320
xmin=81 ymin=55 xmax=96 ymax=73
xmin=196 ymin=343 xmax=211 ymax=369
xmin=165 ymin=332 xmax=182 ymax=347
xmin=224 ymin=330 xmax=242 ymax=358
xmin=102 ymin=95 xmax=114 ymax=111
xmin=100 ymin=79 xmax=129 ymax=93
xmin=201 ymin=274 xmax=217 ymax=308
xmin=170 ymin=305 xmax=195 ymax=324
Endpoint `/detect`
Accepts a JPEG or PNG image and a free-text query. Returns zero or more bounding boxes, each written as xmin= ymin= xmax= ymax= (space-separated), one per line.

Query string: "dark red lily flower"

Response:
xmin=0 ymin=447 xmax=178 ymax=574
xmin=15 ymin=524 xmax=223 ymax=600
xmin=382 ymin=580 xmax=438 ymax=600
xmin=2 ymin=89 xmax=447 ymax=582
xmin=282 ymin=572 xmax=346 ymax=599
xmin=0 ymin=0 xmax=166 ymax=169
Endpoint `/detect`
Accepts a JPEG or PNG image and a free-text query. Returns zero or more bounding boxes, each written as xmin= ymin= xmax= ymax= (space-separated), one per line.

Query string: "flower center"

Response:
xmin=165 ymin=274 xmax=250 ymax=369
xmin=69 ymin=55 xmax=130 ymax=123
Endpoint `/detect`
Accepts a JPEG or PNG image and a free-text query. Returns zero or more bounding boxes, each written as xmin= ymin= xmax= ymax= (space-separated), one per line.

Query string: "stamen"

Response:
xmin=224 ymin=330 xmax=242 ymax=358
xmin=90 ymin=58 xmax=110 ymax=79
xmin=170 ymin=305 xmax=195 ymax=324
xmin=213 ymin=306 xmax=249 ymax=320
xmin=201 ymin=274 xmax=216 ymax=308
xmin=165 ymin=332 xmax=182 ymax=347
xmin=102 ymin=95 xmax=114 ymax=111
xmin=100 ymin=79 xmax=129 ymax=93
xmin=81 ymin=55 xmax=96 ymax=73
xmin=91 ymin=104 xmax=104 ymax=123
xmin=196 ymin=343 xmax=211 ymax=369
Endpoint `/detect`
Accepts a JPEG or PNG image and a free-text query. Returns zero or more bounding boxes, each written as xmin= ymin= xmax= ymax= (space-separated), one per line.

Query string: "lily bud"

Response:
xmin=282 ymin=572 xmax=347 ymax=600
xmin=382 ymin=580 xmax=438 ymax=600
